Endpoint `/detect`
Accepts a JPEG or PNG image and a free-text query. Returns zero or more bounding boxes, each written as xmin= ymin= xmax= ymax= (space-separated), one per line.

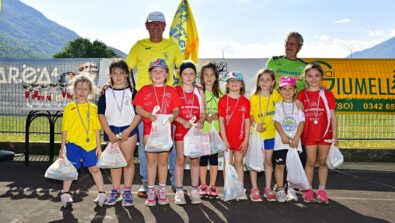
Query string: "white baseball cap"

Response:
xmin=146 ymin=11 xmax=166 ymax=23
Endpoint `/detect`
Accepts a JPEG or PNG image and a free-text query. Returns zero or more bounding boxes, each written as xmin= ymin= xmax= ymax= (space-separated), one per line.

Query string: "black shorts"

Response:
xmin=273 ymin=149 xmax=288 ymax=165
xmin=199 ymin=153 xmax=219 ymax=166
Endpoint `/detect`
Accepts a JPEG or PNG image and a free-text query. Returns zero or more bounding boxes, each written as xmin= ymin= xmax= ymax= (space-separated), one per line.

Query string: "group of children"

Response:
xmin=58 ymin=58 xmax=337 ymax=208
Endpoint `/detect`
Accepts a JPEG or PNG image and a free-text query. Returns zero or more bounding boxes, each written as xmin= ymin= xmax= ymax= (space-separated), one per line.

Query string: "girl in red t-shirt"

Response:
xmin=173 ymin=61 xmax=205 ymax=205
xmin=133 ymin=59 xmax=181 ymax=206
xmin=218 ymin=71 xmax=250 ymax=200
xmin=297 ymin=62 xmax=338 ymax=204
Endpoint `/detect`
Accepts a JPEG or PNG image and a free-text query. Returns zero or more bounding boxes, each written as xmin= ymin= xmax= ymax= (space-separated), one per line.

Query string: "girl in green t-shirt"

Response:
xmin=198 ymin=62 xmax=222 ymax=199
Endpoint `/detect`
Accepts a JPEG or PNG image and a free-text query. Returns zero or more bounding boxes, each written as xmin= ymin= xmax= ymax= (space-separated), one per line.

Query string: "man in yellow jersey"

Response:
xmin=125 ymin=11 xmax=183 ymax=197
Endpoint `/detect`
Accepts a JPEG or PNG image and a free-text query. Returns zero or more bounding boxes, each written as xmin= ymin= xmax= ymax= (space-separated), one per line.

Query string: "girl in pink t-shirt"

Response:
xmin=218 ymin=71 xmax=250 ymax=200
xmin=297 ymin=62 xmax=338 ymax=204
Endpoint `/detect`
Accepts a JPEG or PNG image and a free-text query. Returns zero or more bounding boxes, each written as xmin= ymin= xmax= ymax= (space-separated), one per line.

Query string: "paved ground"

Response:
xmin=0 ymin=157 xmax=394 ymax=223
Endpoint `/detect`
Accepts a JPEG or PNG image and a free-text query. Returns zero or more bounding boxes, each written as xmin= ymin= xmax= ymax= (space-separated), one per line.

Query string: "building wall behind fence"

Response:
xmin=0 ymin=58 xmax=394 ymax=149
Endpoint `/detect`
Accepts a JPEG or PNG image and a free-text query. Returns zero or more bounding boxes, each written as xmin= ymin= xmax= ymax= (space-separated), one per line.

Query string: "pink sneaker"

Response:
xmin=207 ymin=186 xmax=219 ymax=199
xmin=316 ymin=189 xmax=329 ymax=204
xmin=157 ymin=187 xmax=169 ymax=205
xmin=199 ymin=184 xmax=208 ymax=198
xmin=263 ymin=188 xmax=277 ymax=202
xmin=145 ymin=189 xmax=156 ymax=206
xmin=250 ymin=188 xmax=263 ymax=202
xmin=303 ymin=189 xmax=315 ymax=203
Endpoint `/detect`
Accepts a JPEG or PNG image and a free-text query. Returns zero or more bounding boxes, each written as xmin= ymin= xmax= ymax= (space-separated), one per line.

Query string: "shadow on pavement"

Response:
xmin=0 ymin=161 xmax=394 ymax=222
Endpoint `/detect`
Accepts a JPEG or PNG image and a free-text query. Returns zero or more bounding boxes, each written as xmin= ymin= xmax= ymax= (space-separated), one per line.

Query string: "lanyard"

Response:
xmin=258 ymin=94 xmax=271 ymax=124
xmin=305 ymin=90 xmax=320 ymax=117
xmin=75 ymin=100 xmax=90 ymax=142
xmin=226 ymin=95 xmax=240 ymax=125
xmin=111 ymin=87 xmax=126 ymax=114
xmin=281 ymin=101 xmax=294 ymax=117
xmin=182 ymin=86 xmax=195 ymax=118
xmin=153 ymin=85 xmax=166 ymax=114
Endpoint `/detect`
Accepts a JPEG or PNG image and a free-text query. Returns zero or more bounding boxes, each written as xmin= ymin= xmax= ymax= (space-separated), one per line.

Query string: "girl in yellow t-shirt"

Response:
xmin=59 ymin=73 xmax=106 ymax=208
xmin=249 ymin=69 xmax=282 ymax=202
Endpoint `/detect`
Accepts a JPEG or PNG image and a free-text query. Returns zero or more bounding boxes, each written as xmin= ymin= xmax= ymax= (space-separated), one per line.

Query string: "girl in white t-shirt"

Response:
xmin=98 ymin=59 xmax=141 ymax=206
xmin=272 ymin=76 xmax=305 ymax=202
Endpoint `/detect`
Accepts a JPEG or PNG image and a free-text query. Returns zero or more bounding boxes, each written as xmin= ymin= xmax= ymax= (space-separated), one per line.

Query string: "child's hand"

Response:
xmin=256 ymin=123 xmax=265 ymax=132
xmin=290 ymin=137 xmax=299 ymax=149
xmin=99 ymin=82 xmax=111 ymax=94
xmin=96 ymin=148 xmax=102 ymax=158
xmin=240 ymin=139 xmax=248 ymax=152
xmin=148 ymin=113 xmax=157 ymax=122
xmin=211 ymin=113 xmax=219 ymax=121
xmin=108 ymin=133 xmax=119 ymax=144
xmin=223 ymin=139 xmax=230 ymax=149
xmin=182 ymin=119 xmax=193 ymax=129
xmin=333 ymin=137 xmax=339 ymax=146
xmin=207 ymin=113 xmax=218 ymax=123
xmin=195 ymin=122 xmax=203 ymax=129
xmin=120 ymin=129 xmax=131 ymax=142
xmin=168 ymin=115 xmax=175 ymax=123
xmin=281 ymin=135 xmax=290 ymax=144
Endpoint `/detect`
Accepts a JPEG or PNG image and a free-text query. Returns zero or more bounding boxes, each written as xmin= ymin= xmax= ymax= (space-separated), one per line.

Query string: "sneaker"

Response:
xmin=60 ymin=193 xmax=73 ymax=207
xmin=122 ymin=190 xmax=134 ymax=207
xmin=138 ymin=183 xmax=148 ymax=198
xmin=287 ymin=187 xmax=298 ymax=202
xmin=276 ymin=190 xmax=287 ymax=203
xmin=236 ymin=189 xmax=248 ymax=201
xmin=105 ymin=190 xmax=121 ymax=206
xmin=250 ymin=188 xmax=263 ymax=202
xmin=316 ymin=189 xmax=329 ymax=204
xmin=174 ymin=190 xmax=187 ymax=205
xmin=207 ymin=186 xmax=219 ymax=199
xmin=199 ymin=184 xmax=208 ymax=198
xmin=263 ymin=188 xmax=277 ymax=202
xmin=157 ymin=187 xmax=169 ymax=205
xmin=303 ymin=189 xmax=315 ymax=203
xmin=94 ymin=193 xmax=107 ymax=207
xmin=145 ymin=189 xmax=156 ymax=206
xmin=190 ymin=189 xmax=202 ymax=204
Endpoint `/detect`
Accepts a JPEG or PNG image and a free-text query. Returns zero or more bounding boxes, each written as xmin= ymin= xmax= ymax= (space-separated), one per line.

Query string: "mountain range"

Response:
xmin=0 ymin=0 xmax=394 ymax=59
xmin=347 ymin=36 xmax=395 ymax=58
xmin=0 ymin=0 xmax=126 ymax=59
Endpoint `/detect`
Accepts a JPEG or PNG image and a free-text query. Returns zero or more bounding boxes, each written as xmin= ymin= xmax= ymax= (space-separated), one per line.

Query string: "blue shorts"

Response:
xmin=103 ymin=125 xmax=138 ymax=142
xmin=66 ymin=143 xmax=98 ymax=169
xmin=262 ymin=138 xmax=275 ymax=150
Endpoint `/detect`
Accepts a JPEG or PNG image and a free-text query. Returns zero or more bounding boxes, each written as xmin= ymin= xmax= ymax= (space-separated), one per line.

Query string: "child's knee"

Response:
xmin=317 ymin=157 xmax=327 ymax=166
xmin=89 ymin=166 xmax=100 ymax=174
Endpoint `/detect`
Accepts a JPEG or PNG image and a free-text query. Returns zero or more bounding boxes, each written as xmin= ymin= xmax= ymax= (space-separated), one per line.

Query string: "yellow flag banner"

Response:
xmin=0 ymin=0 xmax=2 ymax=13
xmin=304 ymin=58 xmax=395 ymax=113
xmin=169 ymin=0 xmax=199 ymax=63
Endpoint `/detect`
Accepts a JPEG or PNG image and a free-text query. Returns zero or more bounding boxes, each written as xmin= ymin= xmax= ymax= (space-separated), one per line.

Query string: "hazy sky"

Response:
xmin=20 ymin=0 xmax=395 ymax=58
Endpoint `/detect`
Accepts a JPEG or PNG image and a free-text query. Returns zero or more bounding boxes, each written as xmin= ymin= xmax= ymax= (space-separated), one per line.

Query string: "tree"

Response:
xmin=53 ymin=38 xmax=117 ymax=58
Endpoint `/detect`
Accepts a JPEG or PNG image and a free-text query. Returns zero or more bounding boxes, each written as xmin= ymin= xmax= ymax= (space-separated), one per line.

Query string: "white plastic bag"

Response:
xmin=45 ymin=149 xmax=78 ymax=181
xmin=146 ymin=114 xmax=173 ymax=152
xmin=245 ymin=128 xmax=264 ymax=172
xmin=326 ymin=143 xmax=344 ymax=169
xmin=208 ymin=123 xmax=227 ymax=154
xmin=184 ymin=125 xmax=210 ymax=158
xmin=286 ymin=149 xmax=309 ymax=190
xmin=96 ymin=143 xmax=127 ymax=169
xmin=223 ymin=151 xmax=244 ymax=201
